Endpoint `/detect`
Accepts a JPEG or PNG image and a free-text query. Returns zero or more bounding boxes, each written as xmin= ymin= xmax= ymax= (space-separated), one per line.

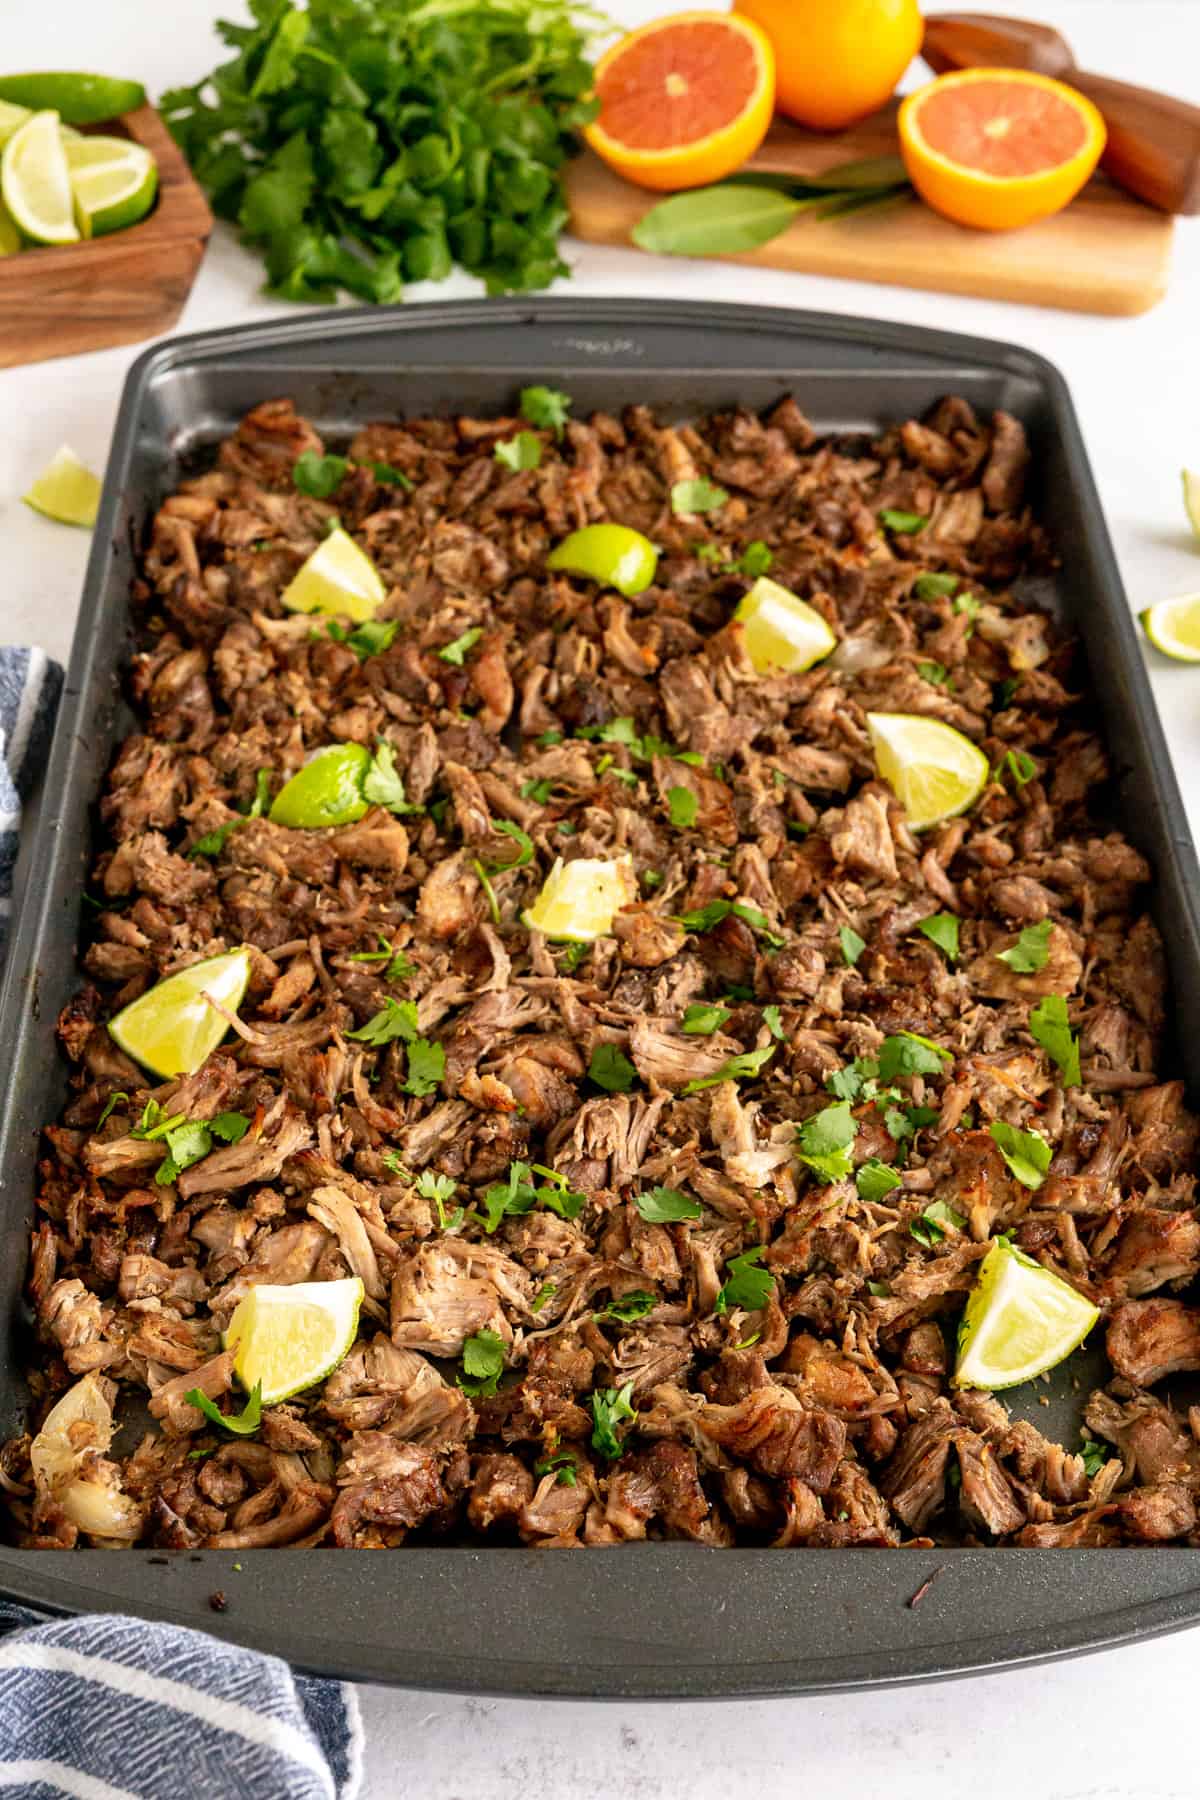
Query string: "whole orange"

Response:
xmin=733 ymin=0 xmax=924 ymax=132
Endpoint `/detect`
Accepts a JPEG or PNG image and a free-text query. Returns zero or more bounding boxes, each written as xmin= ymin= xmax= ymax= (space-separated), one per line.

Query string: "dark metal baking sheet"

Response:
xmin=2 ymin=297 xmax=1198 ymax=1697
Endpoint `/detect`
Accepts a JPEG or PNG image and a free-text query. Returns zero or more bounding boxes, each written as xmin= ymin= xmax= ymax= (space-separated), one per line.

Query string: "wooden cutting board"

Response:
xmin=564 ymin=103 xmax=1175 ymax=317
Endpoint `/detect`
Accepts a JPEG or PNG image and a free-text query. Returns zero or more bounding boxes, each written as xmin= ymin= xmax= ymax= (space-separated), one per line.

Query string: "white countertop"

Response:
xmin=4 ymin=3 xmax=1200 ymax=1795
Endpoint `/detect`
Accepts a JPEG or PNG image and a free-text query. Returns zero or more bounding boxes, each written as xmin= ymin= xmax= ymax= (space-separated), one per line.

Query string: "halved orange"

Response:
xmin=898 ymin=68 xmax=1107 ymax=232
xmin=584 ymin=11 xmax=776 ymax=193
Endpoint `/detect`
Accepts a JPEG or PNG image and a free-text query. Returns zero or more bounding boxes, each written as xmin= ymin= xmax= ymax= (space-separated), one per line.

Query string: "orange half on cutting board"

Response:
xmin=584 ymin=11 xmax=776 ymax=192
xmin=899 ymin=68 xmax=1108 ymax=231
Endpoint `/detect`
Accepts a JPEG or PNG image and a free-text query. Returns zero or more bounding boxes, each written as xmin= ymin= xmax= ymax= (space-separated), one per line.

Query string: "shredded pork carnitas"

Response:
xmin=9 ymin=392 xmax=1199 ymax=1552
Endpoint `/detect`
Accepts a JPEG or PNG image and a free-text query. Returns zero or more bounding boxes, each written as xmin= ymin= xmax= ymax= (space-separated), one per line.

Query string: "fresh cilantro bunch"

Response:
xmin=162 ymin=0 xmax=610 ymax=304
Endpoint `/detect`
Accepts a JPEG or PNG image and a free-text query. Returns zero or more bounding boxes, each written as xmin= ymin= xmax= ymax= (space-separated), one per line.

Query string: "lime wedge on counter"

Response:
xmin=282 ymin=527 xmax=386 ymax=621
xmin=735 ymin=575 xmax=837 ymax=673
xmin=66 ymin=134 xmax=156 ymax=236
xmin=867 ymin=711 xmax=990 ymax=832
xmin=0 ymin=101 xmax=31 ymax=149
xmin=225 ymin=1278 xmax=364 ymax=1405
xmin=0 ymin=194 xmax=18 ymax=256
xmin=0 ymin=72 xmax=146 ymax=125
xmin=954 ymin=1239 xmax=1100 ymax=1391
xmin=1183 ymin=469 xmax=1200 ymax=542
xmin=522 ymin=854 xmax=637 ymax=942
xmin=108 ymin=947 xmax=252 ymax=1078
xmin=22 ymin=445 xmax=101 ymax=526
xmin=269 ymin=743 xmax=371 ymax=829
xmin=546 ymin=524 xmax=659 ymax=598
xmin=1 ymin=109 xmax=78 ymax=245
xmin=1140 ymin=593 xmax=1200 ymax=663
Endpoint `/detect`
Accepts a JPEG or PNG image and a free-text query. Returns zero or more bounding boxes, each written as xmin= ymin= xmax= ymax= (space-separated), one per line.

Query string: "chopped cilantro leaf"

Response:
xmin=495 ymin=431 xmax=542 ymax=472
xmin=912 ymin=572 xmax=959 ymax=600
xmin=155 ymin=1120 xmax=215 ymax=1187
xmin=879 ymin=508 xmax=927 ymax=535
xmin=1079 ymin=1437 xmax=1108 ymax=1478
xmin=459 ymin=1328 xmax=505 ymax=1398
xmin=1029 ymin=993 xmax=1081 ymax=1087
xmin=671 ymin=477 xmax=729 ymax=515
xmin=342 ymin=618 xmax=398 ymax=660
xmin=917 ymin=913 xmax=959 ymax=963
xmin=402 ymin=1038 xmax=445 ymax=1098
xmin=954 ymin=591 xmax=983 ymax=622
xmin=186 ymin=1381 xmax=263 ymax=1437
xmin=999 ymin=748 xmax=1037 ymax=788
xmin=97 ymin=1090 xmax=128 ymax=1129
xmin=438 ymin=627 xmax=483 ymax=666
xmin=856 ymin=1159 xmax=902 ymax=1202
xmin=997 ymin=918 xmax=1052 ymax=974
xmin=591 ymin=1382 xmax=637 ymax=1459
xmin=635 ymin=1186 xmax=703 ymax=1223
xmin=676 ymin=898 xmax=783 ymax=949
xmin=595 ymin=1290 xmax=657 ymax=1323
xmin=667 ymin=785 xmax=699 ymax=830
xmin=876 ymin=1032 xmax=951 ymax=1081
xmin=363 ymin=740 xmax=422 ymax=815
xmin=364 ymin=460 xmax=413 ymax=491
xmin=682 ymin=1002 xmax=731 ymax=1036
xmin=738 ymin=540 xmax=773 ymax=577
xmin=796 ymin=1100 xmax=857 ymax=1183
xmin=530 ymin=1281 xmax=558 ymax=1314
xmin=762 ymin=1004 xmax=784 ymax=1040
xmin=839 ymin=924 xmax=866 ymax=966
xmin=520 ymin=386 xmax=571 ymax=438
xmin=532 ymin=1450 xmax=577 ymax=1486
xmin=589 ymin=1043 xmax=637 ymax=1093
xmin=292 ymin=451 xmax=348 ymax=498
xmin=347 ymin=996 xmax=420 ymax=1046
xmin=715 ymin=1245 xmax=775 ymax=1315
xmin=681 ymin=1044 xmax=774 ymax=1096
xmin=917 ymin=660 xmax=950 ymax=687
xmin=990 ymin=1119 xmax=1052 ymax=1190
xmin=210 ymin=1112 xmax=250 ymax=1144
xmin=909 ymin=1199 xmax=966 ymax=1247
xmin=521 ymin=778 xmax=554 ymax=804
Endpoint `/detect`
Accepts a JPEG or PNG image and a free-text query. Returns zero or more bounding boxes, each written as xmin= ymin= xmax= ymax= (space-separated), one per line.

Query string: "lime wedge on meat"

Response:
xmin=108 ymin=947 xmax=252 ymax=1079
xmin=867 ymin=711 xmax=990 ymax=832
xmin=1 ymin=109 xmax=78 ymax=245
xmin=224 ymin=1278 xmax=364 ymax=1405
xmin=1140 ymin=594 xmax=1200 ymax=662
xmin=0 ymin=101 xmax=31 ymax=149
xmin=523 ymin=855 xmax=637 ymax=941
xmin=1182 ymin=470 xmax=1200 ymax=542
xmin=0 ymin=73 xmax=146 ymax=125
xmin=546 ymin=524 xmax=658 ymax=598
xmin=269 ymin=743 xmax=370 ymax=829
xmin=954 ymin=1239 xmax=1099 ymax=1391
xmin=735 ymin=575 xmax=837 ymax=673
xmin=22 ymin=445 xmax=101 ymax=526
xmin=282 ymin=527 xmax=386 ymax=621
xmin=66 ymin=135 xmax=156 ymax=237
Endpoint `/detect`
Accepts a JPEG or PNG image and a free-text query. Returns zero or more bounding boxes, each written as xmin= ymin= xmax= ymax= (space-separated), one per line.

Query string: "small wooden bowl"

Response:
xmin=0 ymin=105 xmax=213 ymax=369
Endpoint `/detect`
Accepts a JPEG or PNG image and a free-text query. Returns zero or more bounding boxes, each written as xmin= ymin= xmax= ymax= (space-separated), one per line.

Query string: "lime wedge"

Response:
xmin=0 ymin=193 xmax=18 ymax=256
xmin=0 ymin=73 xmax=145 ymax=126
xmin=1 ymin=109 xmax=78 ymax=245
xmin=224 ymin=1278 xmax=364 ymax=1405
xmin=22 ymin=445 xmax=101 ymax=527
xmin=0 ymin=101 xmax=31 ymax=149
xmin=66 ymin=134 xmax=156 ymax=236
xmin=108 ymin=947 xmax=252 ymax=1079
xmin=735 ymin=575 xmax=837 ymax=673
xmin=867 ymin=710 xmax=990 ymax=832
xmin=269 ymin=743 xmax=371 ymax=829
xmin=546 ymin=524 xmax=659 ymax=598
xmin=282 ymin=527 xmax=386 ymax=621
xmin=522 ymin=855 xmax=636 ymax=942
xmin=1183 ymin=469 xmax=1200 ymax=542
xmin=1140 ymin=593 xmax=1200 ymax=662
xmin=954 ymin=1238 xmax=1099 ymax=1390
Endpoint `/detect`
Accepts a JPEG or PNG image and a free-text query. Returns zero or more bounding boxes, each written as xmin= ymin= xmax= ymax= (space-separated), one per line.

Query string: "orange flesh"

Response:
xmin=595 ymin=23 xmax=759 ymax=150
xmin=916 ymin=78 xmax=1089 ymax=177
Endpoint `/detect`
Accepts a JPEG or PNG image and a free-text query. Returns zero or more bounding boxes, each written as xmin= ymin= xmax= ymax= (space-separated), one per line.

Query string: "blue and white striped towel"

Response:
xmin=0 ymin=650 xmax=363 ymax=1799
